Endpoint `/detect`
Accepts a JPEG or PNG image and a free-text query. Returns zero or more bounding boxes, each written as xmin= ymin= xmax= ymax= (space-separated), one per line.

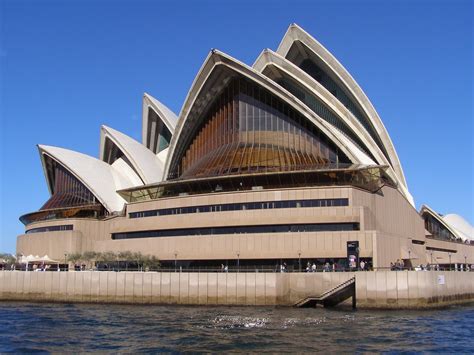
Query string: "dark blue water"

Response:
xmin=0 ymin=302 xmax=473 ymax=353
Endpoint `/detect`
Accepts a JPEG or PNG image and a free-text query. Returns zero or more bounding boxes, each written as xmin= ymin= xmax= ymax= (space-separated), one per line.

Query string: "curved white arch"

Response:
xmin=142 ymin=93 xmax=178 ymax=153
xmin=38 ymin=145 xmax=133 ymax=213
xmin=253 ymin=49 xmax=414 ymax=205
xmin=99 ymin=125 xmax=165 ymax=184
xmin=164 ymin=49 xmax=376 ymax=179
xmin=420 ymin=205 xmax=470 ymax=242
xmin=156 ymin=147 xmax=169 ymax=167
xmin=442 ymin=214 xmax=474 ymax=241
xmin=277 ymin=24 xmax=407 ymax=189
xmin=254 ymin=49 xmax=384 ymax=165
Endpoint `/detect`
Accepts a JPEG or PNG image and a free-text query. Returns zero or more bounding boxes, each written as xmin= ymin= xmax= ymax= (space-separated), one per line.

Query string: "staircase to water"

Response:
xmin=294 ymin=277 xmax=356 ymax=308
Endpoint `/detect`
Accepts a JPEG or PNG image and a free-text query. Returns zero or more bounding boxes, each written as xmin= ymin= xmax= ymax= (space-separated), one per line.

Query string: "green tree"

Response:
xmin=118 ymin=251 xmax=133 ymax=271
xmin=143 ymin=255 xmax=161 ymax=271
xmin=0 ymin=253 xmax=16 ymax=268
xmin=67 ymin=253 xmax=82 ymax=268
xmin=132 ymin=252 xmax=145 ymax=271
xmin=99 ymin=251 xmax=116 ymax=270
xmin=82 ymin=251 xmax=99 ymax=270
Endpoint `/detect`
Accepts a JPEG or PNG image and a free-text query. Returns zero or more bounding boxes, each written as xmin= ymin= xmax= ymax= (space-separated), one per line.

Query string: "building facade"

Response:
xmin=17 ymin=24 xmax=473 ymax=269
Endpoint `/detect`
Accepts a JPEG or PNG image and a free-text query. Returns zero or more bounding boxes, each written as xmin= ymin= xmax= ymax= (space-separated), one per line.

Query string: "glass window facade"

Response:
xmin=20 ymin=205 xmax=105 ymax=225
xmin=25 ymin=225 xmax=73 ymax=234
xmin=146 ymin=108 xmax=172 ymax=154
xmin=274 ymin=76 xmax=376 ymax=161
xmin=19 ymin=156 xmax=107 ymax=226
xmin=423 ymin=213 xmax=459 ymax=243
xmin=129 ymin=198 xmax=348 ymax=218
xmin=103 ymin=137 xmax=124 ymax=165
xmin=41 ymin=158 xmax=100 ymax=210
xmin=285 ymin=42 xmax=391 ymax=163
xmin=169 ymin=77 xmax=350 ymax=179
xmin=119 ymin=165 xmax=394 ymax=203
xmin=112 ymin=222 xmax=359 ymax=240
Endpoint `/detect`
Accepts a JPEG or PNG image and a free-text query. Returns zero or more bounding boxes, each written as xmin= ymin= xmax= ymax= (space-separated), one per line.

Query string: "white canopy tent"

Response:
xmin=20 ymin=255 xmax=60 ymax=266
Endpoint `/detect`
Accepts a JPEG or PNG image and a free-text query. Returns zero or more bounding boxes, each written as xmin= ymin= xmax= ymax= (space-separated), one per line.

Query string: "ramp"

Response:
xmin=294 ymin=277 xmax=356 ymax=308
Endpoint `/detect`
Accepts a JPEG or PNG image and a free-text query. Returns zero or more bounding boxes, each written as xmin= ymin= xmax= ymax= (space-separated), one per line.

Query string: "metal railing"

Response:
xmin=2 ymin=264 xmax=472 ymax=273
xmin=318 ymin=277 xmax=356 ymax=300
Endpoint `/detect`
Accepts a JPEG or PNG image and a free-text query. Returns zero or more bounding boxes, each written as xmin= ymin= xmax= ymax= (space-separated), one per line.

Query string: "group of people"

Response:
xmin=280 ymin=263 xmax=288 ymax=272
xmin=413 ymin=264 xmax=439 ymax=271
xmin=305 ymin=262 xmax=317 ymax=272
xmin=304 ymin=260 xmax=370 ymax=272
xmin=217 ymin=260 xmax=374 ymax=272
xmin=305 ymin=262 xmax=337 ymax=272
xmin=390 ymin=259 xmax=406 ymax=271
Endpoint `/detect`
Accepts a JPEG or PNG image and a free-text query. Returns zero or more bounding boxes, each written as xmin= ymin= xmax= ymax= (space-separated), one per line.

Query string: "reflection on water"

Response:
xmin=0 ymin=302 xmax=473 ymax=352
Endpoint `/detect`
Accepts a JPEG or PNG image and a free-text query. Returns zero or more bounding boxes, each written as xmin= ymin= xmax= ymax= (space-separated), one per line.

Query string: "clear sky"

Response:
xmin=1 ymin=0 xmax=472 ymax=253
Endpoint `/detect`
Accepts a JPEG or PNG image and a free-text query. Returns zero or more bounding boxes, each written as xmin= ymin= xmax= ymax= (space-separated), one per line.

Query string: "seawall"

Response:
xmin=1 ymin=271 xmax=473 ymax=308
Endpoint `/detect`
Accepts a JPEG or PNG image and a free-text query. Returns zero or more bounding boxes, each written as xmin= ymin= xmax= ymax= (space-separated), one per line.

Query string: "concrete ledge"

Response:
xmin=1 ymin=271 xmax=473 ymax=309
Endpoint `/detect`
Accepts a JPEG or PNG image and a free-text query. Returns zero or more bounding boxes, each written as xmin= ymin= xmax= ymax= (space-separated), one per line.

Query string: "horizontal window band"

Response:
xmin=129 ymin=198 xmax=348 ymax=219
xmin=426 ymin=246 xmax=457 ymax=254
xmin=25 ymin=224 xmax=73 ymax=234
xmin=112 ymin=222 xmax=359 ymax=240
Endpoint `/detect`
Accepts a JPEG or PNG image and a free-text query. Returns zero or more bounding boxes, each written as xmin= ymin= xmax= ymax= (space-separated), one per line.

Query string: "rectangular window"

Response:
xmin=128 ymin=198 xmax=349 ymax=218
xmin=26 ymin=224 xmax=73 ymax=234
xmin=112 ymin=222 xmax=358 ymax=240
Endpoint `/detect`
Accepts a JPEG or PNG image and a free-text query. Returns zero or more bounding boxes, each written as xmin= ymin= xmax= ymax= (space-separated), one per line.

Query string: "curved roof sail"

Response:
xmin=142 ymin=93 xmax=178 ymax=155
xmin=164 ymin=49 xmax=377 ymax=180
xmin=27 ymin=24 xmax=422 ymax=218
xmin=100 ymin=125 xmax=165 ymax=184
xmin=254 ymin=49 xmax=383 ymax=165
xmin=276 ymin=24 xmax=407 ymax=190
xmin=442 ymin=214 xmax=474 ymax=241
xmin=253 ymin=49 xmax=413 ymax=205
xmin=420 ymin=205 xmax=472 ymax=242
xmin=38 ymin=145 xmax=134 ymax=213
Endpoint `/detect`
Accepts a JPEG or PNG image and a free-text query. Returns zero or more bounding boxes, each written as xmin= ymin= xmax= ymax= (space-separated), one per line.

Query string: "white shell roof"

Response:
xmin=442 ymin=214 xmax=474 ymax=241
xmin=254 ymin=49 xmax=385 ymax=166
xmin=421 ymin=205 xmax=472 ymax=242
xmin=253 ymin=48 xmax=414 ymax=206
xmin=100 ymin=125 xmax=165 ymax=184
xmin=165 ymin=49 xmax=376 ymax=179
xmin=38 ymin=144 xmax=133 ymax=213
xmin=336 ymin=133 xmax=375 ymax=165
xmin=276 ymin=24 xmax=408 ymax=190
xmin=32 ymin=24 xmax=422 ymax=214
xmin=142 ymin=93 xmax=178 ymax=147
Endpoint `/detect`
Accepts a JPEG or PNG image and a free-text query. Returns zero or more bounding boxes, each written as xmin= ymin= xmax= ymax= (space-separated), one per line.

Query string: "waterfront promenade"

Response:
xmin=1 ymin=270 xmax=473 ymax=308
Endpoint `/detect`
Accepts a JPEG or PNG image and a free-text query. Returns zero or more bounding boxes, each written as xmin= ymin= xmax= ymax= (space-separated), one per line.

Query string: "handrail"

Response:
xmin=294 ymin=277 xmax=356 ymax=307
xmin=318 ymin=277 xmax=355 ymax=300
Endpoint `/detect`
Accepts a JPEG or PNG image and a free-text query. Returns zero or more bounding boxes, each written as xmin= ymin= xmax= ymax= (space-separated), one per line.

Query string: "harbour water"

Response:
xmin=1 ymin=302 xmax=473 ymax=352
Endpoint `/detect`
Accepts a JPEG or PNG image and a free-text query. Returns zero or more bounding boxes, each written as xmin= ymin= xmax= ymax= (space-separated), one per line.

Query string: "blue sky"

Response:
xmin=1 ymin=0 xmax=472 ymax=253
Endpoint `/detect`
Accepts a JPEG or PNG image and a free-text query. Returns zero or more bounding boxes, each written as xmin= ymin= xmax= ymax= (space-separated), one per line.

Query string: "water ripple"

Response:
xmin=0 ymin=302 xmax=473 ymax=352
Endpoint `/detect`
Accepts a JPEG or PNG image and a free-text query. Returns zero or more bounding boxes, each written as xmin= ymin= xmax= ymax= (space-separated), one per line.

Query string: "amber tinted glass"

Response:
xmin=20 ymin=205 xmax=105 ymax=225
xmin=288 ymin=43 xmax=390 ymax=163
xmin=274 ymin=76 xmax=375 ymax=161
xmin=174 ymin=78 xmax=350 ymax=179
xmin=40 ymin=160 xmax=99 ymax=210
